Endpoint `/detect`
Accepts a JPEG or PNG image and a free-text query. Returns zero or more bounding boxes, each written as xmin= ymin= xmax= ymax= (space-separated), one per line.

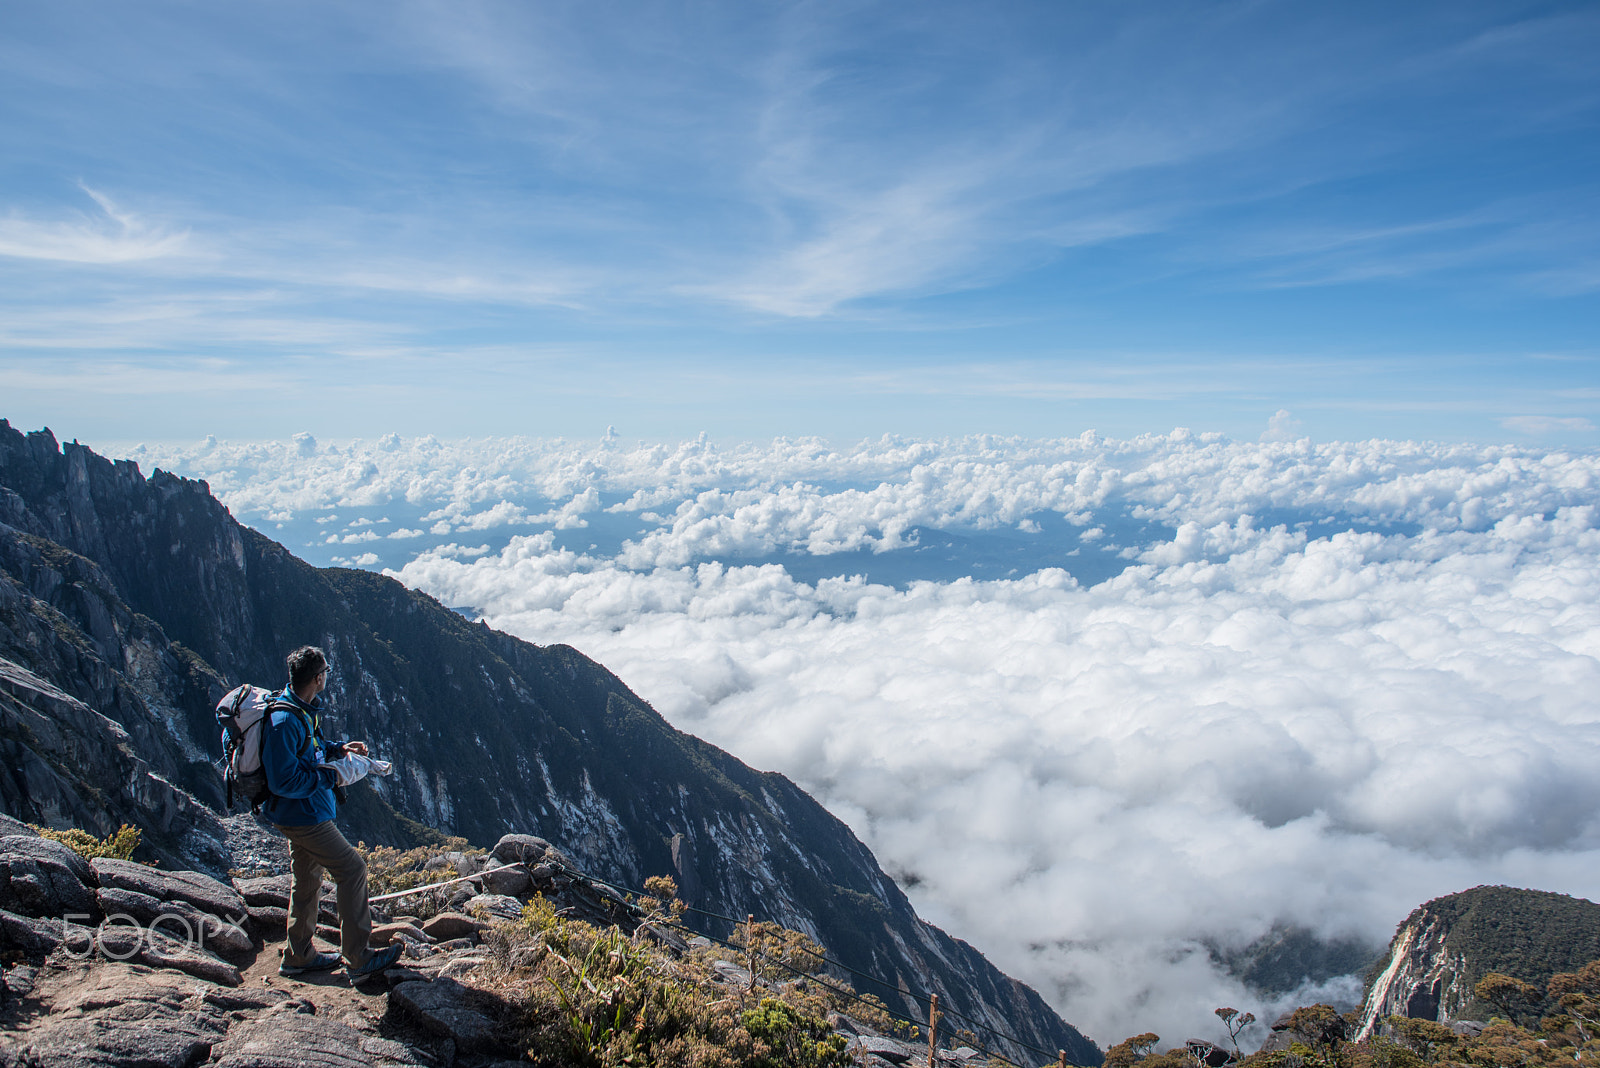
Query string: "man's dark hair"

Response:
xmin=286 ymin=646 xmax=328 ymax=689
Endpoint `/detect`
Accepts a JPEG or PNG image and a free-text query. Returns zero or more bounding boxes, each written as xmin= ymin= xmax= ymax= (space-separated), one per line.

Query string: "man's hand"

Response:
xmin=345 ymin=741 xmax=369 ymax=756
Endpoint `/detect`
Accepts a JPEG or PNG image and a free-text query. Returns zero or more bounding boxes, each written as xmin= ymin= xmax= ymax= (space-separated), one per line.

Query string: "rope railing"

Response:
xmin=368 ymin=861 xmax=523 ymax=903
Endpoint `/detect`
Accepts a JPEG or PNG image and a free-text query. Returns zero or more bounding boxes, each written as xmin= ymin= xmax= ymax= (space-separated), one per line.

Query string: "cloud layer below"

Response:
xmin=136 ymin=430 xmax=1600 ymax=1047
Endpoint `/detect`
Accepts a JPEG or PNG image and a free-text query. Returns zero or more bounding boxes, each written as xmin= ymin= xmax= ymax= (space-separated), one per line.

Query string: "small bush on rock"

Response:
xmin=32 ymin=823 xmax=140 ymax=861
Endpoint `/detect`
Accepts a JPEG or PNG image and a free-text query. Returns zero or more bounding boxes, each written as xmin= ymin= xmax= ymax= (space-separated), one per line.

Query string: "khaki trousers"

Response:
xmin=275 ymin=819 xmax=374 ymax=969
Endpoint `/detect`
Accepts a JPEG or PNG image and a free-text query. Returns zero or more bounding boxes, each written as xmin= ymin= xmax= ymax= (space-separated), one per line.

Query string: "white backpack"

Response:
xmin=216 ymin=684 xmax=300 ymax=810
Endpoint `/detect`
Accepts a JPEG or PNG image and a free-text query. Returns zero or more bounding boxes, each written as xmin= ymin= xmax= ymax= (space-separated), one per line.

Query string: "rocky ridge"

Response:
xmin=0 ymin=420 xmax=1097 ymax=1066
xmin=1 ymin=829 xmax=1019 ymax=1068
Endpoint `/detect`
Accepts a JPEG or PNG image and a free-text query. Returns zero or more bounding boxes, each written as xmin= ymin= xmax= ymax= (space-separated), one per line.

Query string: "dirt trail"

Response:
xmin=239 ymin=933 xmax=395 ymax=1032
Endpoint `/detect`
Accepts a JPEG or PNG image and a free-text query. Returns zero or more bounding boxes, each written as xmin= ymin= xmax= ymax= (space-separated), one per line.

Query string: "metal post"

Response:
xmin=928 ymin=993 xmax=940 ymax=1068
xmin=1059 ymin=1051 xmax=1068 ymax=1068
xmin=746 ymin=914 xmax=756 ymax=992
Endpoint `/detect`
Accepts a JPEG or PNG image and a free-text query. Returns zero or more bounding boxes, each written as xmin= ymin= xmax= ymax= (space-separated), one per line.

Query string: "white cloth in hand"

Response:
xmin=318 ymin=752 xmax=394 ymax=787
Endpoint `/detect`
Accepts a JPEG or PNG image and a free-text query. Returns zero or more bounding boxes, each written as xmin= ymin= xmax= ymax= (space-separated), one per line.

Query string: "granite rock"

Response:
xmin=92 ymin=856 xmax=247 ymax=921
xmin=420 ymin=912 xmax=485 ymax=942
xmin=391 ymin=976 xmax=502 ymax=1053
xmin=0 ymin=835 xmax=98 ymax=920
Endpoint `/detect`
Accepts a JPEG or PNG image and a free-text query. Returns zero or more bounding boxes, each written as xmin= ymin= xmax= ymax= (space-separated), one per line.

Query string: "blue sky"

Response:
xmin=1 ymin=0 xmax=1597 ymax=446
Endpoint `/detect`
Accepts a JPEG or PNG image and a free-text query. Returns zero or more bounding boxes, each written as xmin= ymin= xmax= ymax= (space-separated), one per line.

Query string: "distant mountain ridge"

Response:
xmin=0 ymin=419 xmax=1098 ymax=1066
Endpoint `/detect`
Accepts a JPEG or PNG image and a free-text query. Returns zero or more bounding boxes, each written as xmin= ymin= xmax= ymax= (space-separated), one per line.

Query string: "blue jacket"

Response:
xmin=260 ymin=686 xmax=341 ymax=827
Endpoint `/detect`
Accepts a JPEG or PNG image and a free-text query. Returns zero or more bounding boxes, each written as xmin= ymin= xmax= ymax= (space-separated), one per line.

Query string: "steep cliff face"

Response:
xmin=1357 ymin=886 xmax=1600 ymax=1038
xmin=0 ymin=421 xmax=1098 ymax=1066
xmin=0 ymin=472 xmax=235 ymax=870
xmin=1357 ymin=909 xmax=1475 ymax=1038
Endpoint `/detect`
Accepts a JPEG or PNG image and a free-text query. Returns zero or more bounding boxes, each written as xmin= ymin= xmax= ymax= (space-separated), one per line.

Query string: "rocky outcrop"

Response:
xmin=0 ymin=421 xmax=1099 ymax=1066
xmin=1356 ymin=885 xmax=1600 ymax=1038
xmin=0 ymin=837 xmax=249 ymax=986
xmin=0 ymin=957 xmax=430 ymax=1068
xmin=0 ymin=834 xmax=1027 ymax=1068
xmin=91 ymin=856 xmax=249 ymax=921
xmin=0 ymin=834 xmax=98 ymax=919
xmin=215 ymin=1009 xmax=433 ymax=1068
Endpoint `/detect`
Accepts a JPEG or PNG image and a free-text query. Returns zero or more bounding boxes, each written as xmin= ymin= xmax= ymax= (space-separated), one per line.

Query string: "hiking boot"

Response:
xmin=279 ymin=950 xmax=341 ymax=977
xmin=347 ymin=942 xmax=404 ymax=980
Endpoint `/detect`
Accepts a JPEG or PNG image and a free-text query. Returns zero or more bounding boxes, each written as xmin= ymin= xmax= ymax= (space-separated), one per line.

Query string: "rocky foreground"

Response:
xmin=0 ymin=823 xmax=1005 ymax=1068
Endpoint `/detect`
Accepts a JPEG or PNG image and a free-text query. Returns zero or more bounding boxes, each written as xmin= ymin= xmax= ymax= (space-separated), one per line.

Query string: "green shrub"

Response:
xmin=355 ymin=837 xmax=467 ymax=908
xmin=32 ymin=823 xmax=141 ymax=861
xmin=475 ymin=894 xmax=869 ymax=1068
xmin=742 ymin=998 xmax=850 ymax=1068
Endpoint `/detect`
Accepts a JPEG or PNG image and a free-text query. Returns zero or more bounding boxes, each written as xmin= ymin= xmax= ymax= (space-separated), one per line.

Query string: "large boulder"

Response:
xmin=420 ymin=912 xmax=486 ymax=942
xmin=0 ymin=816 xmax=37 ymax=838
xmin=233 ymin=874 xmax=291 ymax=908
xmin=445 ymin=850 xmax=482 ymax=876
xmin=391 ymin=976 xmax=502 ymax=1053
xmin=0 ymin=834 xmax=97 ymax=919
xmin=480 ymin=863 xmax=531 ymax=896
xmin=490 ymin=833 xmax=550 ymax=866
xmin=92 ymin=856 xmax=247 ymax=920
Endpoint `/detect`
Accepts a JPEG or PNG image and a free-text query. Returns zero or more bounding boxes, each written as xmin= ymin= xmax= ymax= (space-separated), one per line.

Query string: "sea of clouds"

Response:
xmin=130 ymin=429 xmax=1600 ymax=1048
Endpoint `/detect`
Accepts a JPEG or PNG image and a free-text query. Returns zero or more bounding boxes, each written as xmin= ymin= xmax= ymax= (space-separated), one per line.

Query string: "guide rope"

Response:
xmin=368 ymin=862 xmax=523 ymax=903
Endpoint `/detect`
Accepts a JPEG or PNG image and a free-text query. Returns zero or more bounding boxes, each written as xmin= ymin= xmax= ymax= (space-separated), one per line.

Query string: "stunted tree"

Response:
xmin=1548 ymin=960 xmax=1600 ymax=1047
xmin=1475 ymin=972 xmax=1542 ymax=1025
xmin=1216 ymin=1007 xmax=1256 ymax=1060
xmin=1105 ymin=1033 xmax=1161 ymax=1068
xmin=1386 ymin=1017 xmax=1457 ymax=1061
xmin=1285 ymin=1004 xmax=1347 ymax=1051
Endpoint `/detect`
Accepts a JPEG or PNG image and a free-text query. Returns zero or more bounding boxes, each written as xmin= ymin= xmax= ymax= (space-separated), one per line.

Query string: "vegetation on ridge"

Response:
xmin=31 ymin=822 xmax=141 ymax=861
xmin=1106 ymin=960 xmax=1600 ymax=1068
xmin=465 ymin=875 xmax=918 ymax=1068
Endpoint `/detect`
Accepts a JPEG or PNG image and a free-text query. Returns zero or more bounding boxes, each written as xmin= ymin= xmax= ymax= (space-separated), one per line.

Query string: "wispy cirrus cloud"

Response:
xmin=1 ymin=1 xmax=1595 ymax=446
xmin=1501 ymin=414 xmax=1597 ymax=435
xmin=0 ymin=185 xmax=192 ymax=264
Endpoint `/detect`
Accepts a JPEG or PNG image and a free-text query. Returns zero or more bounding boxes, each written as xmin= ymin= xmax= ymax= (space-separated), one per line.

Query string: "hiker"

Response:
xmin=261 ymin=644 xmax=403 ymax=979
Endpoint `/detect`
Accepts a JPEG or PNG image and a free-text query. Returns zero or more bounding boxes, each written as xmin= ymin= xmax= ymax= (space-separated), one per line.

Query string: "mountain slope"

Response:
xmin=0 ymin=420 xmax=1098 ymax=1066
xmin=1356 ymin=885 xmax=1600 ymax=1036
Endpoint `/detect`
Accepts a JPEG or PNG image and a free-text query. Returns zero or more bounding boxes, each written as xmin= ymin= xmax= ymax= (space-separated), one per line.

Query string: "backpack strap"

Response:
xmin=257 ymin=698 xmax=332 ymax=814
xmin=265 ymin=698 xmax=318 ymax=753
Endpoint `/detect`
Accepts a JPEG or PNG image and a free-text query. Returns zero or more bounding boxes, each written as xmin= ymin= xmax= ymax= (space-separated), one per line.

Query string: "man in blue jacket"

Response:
xmin=262 ymin=645 xmax=403 ymax=979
